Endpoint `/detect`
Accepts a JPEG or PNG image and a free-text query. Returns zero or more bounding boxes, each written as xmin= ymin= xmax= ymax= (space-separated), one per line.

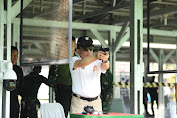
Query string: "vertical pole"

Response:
xmin=68 ymin=0 xmax=72 ymax=63
xmin=130 ymin=0 xmax=143 ymax=114
xmin=12 ymin=23 xmax=20 ymax=65
xmin=0 ymin=0 xmax=4 ymax=60
xmin=3 ymin=0 xmax=12 ymax=118
xmin=144 ymin=57 xmax=148 ymax=80
xmin=0 ymin=0 xmax=5 ymax=117
xmin=110 ymin=30 xmax=118 ymax=98
xmin=158 ymin=49 xmax=164 ymax=118
xmin=20 ymin=0 xmax=23 ymax=66
xmin=109 ymin=31 xmax=114 ymax=73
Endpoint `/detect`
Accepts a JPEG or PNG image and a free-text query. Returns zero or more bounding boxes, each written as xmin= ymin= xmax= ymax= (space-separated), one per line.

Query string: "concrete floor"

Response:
xmin=144 ymin=101 xmax=177 ymax=118
xmin=124 ymin=99 xmax=176 ymax=118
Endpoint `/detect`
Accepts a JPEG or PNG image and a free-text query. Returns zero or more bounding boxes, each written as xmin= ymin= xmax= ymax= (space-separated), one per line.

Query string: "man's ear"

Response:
xmin=76 ymin=49 xmax=79 ymax=55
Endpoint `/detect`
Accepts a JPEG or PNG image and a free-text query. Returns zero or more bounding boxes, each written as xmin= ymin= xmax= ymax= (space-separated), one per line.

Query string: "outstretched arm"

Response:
xmin=41 ymin=75 xmax=55 ymax=87
xmin=73 ymin=55 xmax=98 ymax=69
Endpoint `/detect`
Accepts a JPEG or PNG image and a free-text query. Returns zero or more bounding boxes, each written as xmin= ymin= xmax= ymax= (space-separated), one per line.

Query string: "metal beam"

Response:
xmin=73 ymin=0 xmax=148 ymax=21
xmin=112 ymin=5 xmax=177 ymax=25
xmin=73 ymin=2 xmax=129 ymax=20
xmin=112 ymin=21 xmax=129 ymax=53
xmin=3 ymin=1 xmax=12 ymax=117
xmin=12 ymin=18 xmax=177 ymax=37
xmin=163 ymin=50 xmax=175 ymax=63
xmin=150 ymin=48 xmax=159 ymax=63
xmin=112 ymin=0 xmax=117 ymax=6
xmin=144 ymin=6 xmax=177 ymax=20
xmin=11 ymin=0 xmax=32 ymax=20
xmin=113 ymin=32 xmax=130 ymax=53
xmin=95 ymin=0 xmax=108 ymax=7
xmin=90 ymin=29 xmax=108 ymax=48
xmin=130 ymin=0 xmax=143 ymax=114
xmin=158 ymin=49 xmax=165 ymax=118
xmin=0 ymin=0 xmax=4 ymax=61
xmin=31 ymin=5 xmax=59 ymax=18
xmin=73 ymin=0 xmax=86 ymax=4
xmin=32 ymin=0 xmax=87 ymax=18
xmin=0 ymin=0 xmax=4 ymax=117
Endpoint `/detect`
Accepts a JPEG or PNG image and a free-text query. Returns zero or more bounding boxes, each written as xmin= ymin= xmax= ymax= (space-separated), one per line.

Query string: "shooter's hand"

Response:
xmin=97 ymin=51 xmax=109 ymax=62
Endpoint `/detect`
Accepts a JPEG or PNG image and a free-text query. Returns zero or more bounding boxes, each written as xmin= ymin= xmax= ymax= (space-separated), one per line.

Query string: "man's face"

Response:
xmin=72 ymin=41 xmax=76 ymax=56
xmin=11 ymin=50 xmax=18 ymax=65
xmin=77 ymin=47 xmax=93 ymax=58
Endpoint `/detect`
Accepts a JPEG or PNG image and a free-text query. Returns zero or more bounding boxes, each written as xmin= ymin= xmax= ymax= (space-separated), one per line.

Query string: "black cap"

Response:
xmin=77 ymin=36 xmax=94 ymax=48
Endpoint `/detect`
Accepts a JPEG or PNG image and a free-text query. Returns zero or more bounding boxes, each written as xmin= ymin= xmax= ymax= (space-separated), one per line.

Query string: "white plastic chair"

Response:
xmin=40 ymin=103 xmax=65 ymax=118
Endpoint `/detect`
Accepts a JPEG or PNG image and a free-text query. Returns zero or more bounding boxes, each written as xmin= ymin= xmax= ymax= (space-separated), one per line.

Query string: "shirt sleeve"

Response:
xmin=40 ymin=75 xmax=54 ymax=87
xmin=69 ymin=56 xmax=80 ymax=72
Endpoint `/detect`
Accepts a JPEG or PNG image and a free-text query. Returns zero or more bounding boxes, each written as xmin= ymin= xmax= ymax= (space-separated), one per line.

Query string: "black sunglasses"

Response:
xmin=82 ymin=47 xmax=94 ymax=51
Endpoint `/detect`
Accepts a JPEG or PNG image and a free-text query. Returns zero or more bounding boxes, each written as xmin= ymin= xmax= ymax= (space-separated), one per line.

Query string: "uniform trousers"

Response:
xmin=55 ymin=84 xmax=72 ymax=118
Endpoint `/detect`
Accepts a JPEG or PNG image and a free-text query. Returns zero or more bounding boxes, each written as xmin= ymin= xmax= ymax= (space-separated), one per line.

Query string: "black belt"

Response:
xmin=73 ymin=93 xmax=98 ymax=102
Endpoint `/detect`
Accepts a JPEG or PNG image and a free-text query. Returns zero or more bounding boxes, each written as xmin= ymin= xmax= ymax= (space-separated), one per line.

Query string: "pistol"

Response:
xmin=99 ymin=46 xmax=109 ymax=52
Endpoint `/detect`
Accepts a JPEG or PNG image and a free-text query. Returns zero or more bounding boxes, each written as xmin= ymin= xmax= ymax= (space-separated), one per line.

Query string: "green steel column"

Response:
xmin=12 ymin=23 xmax=20 ymax=65
xmin=0 ymin=0 xmax=4 ymax=60
xmin=0 ymin=0 xmax=5 ymax=117
xmin=2 ymin=0 xmax=12 ymax=118
xmin=158 ymin=49 xmax=164 ymax=118
xmin=130 ymin=0 xmax=143 ymax=114
xmin=110 ymin=30 xmax=117 ymax=98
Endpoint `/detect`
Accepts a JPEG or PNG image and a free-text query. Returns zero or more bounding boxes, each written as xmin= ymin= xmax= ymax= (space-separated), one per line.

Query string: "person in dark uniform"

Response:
xmin=10 ymin=46 xmax=24 ymax=118
xmin=20 ymin=66 xmax=54 ymax=118
xmin=48 ymin=36 xmax=76 ymax=118
xmin=100 ymin=69 xmax=113 ymax=113
xmin=148 ymin=76 xmax=158 ymax=116
xmin=143 ymin=77 xmax=152 ymax=117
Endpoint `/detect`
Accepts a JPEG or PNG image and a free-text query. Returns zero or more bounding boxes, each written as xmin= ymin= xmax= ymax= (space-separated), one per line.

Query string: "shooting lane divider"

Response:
xmin=114 ymin=82 xmax=175 ymax=88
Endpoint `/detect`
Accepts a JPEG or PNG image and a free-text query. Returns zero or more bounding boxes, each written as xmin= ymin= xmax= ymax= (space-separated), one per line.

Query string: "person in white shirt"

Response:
xmin=69 ymin=36 xmax=109 ymax=113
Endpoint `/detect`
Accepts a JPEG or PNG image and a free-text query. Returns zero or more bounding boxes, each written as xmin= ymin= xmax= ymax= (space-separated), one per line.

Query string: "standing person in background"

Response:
xmin=10 ymin=46 xmax=24 ymax=118
xmin=69 ymin=36 xmax=110 ymax=113
xmin=20 ymin=66 xmax=54 ymax=118
xmin=48 ymin=36 xmax=76 ymax=118
xmin=100 ymin=69 xmax=113 ymax=113
xmin=143 ymin=77 xmax=152 ymax=117
xmin=148 ymin=76 xmax=158 ymax=116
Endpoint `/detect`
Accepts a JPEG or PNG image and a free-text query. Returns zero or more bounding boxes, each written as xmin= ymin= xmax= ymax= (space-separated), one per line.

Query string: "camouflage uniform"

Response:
xmin=20 ymin=71 xmax=54 ymax=118
xmin=21 ymin=97 xmax=40 ymax=118
xmin=48 ymin=64 xmax=72 ymax=118
xmin=10 ymin=65 xmax=24 ymax=118
xmin=100 ymin=70 xmax=113 ymax=113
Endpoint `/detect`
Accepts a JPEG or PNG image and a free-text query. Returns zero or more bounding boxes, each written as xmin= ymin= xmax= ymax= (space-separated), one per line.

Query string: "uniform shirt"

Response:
xmin=10 ymin=65 xmax=24 ymax=118
xmin=49 ymin=64 xmax=72 ymax=85
xmin=148 ymin=82 xmax=158 ymax=99
xmin=22 ymin=71 xmax=53 ymax=99
xmin=69 ymin=56 xmax=106 ymax=98
xmin=13 ymin=65 xmax=24 ymax=95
